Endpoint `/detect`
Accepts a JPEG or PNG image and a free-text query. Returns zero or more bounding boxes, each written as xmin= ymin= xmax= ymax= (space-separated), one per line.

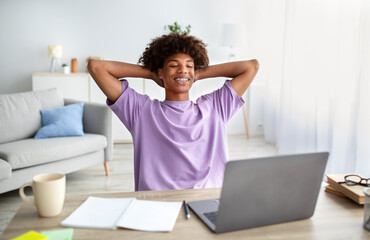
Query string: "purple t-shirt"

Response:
xmin=107 ymin=80 xmax=244 ymax=191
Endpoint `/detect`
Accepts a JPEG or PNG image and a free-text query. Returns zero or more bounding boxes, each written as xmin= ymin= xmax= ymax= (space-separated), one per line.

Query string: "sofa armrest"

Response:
xmin=64 ymin=99 xmax=112 ymax=163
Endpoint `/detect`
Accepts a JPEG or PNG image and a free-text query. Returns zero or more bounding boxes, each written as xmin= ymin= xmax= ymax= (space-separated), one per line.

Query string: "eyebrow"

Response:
xmin=168 ymin=59 xmax=194 ymax=63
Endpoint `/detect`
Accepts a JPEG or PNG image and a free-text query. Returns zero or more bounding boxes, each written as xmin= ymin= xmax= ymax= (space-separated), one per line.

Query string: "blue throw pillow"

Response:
xmin=34 ymin=103 xmax=85 ymax=139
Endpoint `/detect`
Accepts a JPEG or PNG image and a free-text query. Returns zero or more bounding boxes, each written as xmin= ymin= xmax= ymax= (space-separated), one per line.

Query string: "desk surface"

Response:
xmin=1 ymin=188 xmax=369 ymax=240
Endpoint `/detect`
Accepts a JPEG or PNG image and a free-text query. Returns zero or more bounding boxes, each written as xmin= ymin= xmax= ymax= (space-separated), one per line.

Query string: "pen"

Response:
xmin=183 ymin=200 xmax=190 ymax=219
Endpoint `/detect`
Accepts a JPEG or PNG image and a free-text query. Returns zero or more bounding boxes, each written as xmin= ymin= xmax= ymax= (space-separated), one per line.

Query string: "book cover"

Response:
xmin=324 ymin=184 xmax=348 ymax=198
xmin=326 ymin=174 xmax=366 ymax=204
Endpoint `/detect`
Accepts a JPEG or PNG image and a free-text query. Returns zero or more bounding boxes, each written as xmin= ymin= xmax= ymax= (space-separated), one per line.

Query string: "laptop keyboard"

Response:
xmin=203 ymin=211 xmax=218 ymax=225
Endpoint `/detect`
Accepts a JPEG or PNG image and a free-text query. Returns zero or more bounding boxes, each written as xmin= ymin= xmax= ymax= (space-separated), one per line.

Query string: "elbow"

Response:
xmin=87 ymin=59 xmax=101 ymax=75
xmin=241 ymin=59 xmax=259 ymax=76
xmin=250 ymin=59 xmax=259 ymax=73
xmin=238 ymin=59 xmax=259 ymax=78
xmin=243 ymin=59 xmax=259 ymax=79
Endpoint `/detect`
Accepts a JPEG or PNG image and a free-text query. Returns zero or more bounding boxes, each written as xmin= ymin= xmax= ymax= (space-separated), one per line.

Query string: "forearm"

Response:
xmin=88 ymin=59 xmax=153 ymax=80
xmin=196 ymin=59 xmax=259 ymax=97
xmin=196 ymin=60 xmax=257 ymax=80
xmin=88 ymin=59 xmax=153 ymax=102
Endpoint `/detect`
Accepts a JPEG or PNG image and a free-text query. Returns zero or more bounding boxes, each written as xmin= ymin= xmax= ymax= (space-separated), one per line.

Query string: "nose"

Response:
xmin=177 ymin=64 xmax=188 ymax=74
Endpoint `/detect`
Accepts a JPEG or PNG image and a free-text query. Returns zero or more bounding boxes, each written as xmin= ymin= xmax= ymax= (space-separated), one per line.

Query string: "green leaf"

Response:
xmin=165 ymin=21 xmax=191 ymax=34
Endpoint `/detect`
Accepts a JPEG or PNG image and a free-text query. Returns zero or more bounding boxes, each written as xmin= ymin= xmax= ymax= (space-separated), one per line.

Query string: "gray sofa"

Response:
xmin=0 ymin=88 xmax=112 ymax=194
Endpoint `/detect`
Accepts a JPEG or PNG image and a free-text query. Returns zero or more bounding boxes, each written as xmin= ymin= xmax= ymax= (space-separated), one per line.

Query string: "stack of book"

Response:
xmin=325 ymin=174 xmax=366 ymax=205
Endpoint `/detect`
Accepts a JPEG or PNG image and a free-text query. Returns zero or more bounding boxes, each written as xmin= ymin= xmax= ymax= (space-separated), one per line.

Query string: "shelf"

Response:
xmin=32 ymin=72 xmax=89 ymax=77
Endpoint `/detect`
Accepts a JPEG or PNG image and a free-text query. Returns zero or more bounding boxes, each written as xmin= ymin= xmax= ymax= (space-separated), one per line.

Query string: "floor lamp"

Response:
xmin=221 ymin=23 xmax=250 ymax=139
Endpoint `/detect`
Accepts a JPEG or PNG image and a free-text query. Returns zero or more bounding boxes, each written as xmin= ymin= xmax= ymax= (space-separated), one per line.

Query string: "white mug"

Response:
xmin=19 ymin=173 xmax=66 ymax=217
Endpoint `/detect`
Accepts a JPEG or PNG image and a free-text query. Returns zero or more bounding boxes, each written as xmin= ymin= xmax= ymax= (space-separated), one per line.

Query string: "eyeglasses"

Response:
xmin=338 ymin=174 xmax=370 ymax=187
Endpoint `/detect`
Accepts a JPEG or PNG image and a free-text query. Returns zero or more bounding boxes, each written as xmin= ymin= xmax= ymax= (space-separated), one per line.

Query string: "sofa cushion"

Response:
xmin=0 ymin=133 xmax=107 ymax=170
xmin=35 ymin=103 xmax=85 ymax=139
xmin=0 ymin=159 xmax=11 ymax=181
xmin=0 ymin=88 xmax=64 ymax=144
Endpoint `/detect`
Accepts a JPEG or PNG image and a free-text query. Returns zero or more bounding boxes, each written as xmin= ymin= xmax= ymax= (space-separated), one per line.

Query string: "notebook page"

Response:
xmin=116 ymin=200 xmax=182 ymax=232
xmin=61 ymin=196 xmax=135 ymax=229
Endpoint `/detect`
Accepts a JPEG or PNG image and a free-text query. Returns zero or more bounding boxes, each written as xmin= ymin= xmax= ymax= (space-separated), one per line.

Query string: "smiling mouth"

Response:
xmin=174 ymin=78 xmax=190 ymax=83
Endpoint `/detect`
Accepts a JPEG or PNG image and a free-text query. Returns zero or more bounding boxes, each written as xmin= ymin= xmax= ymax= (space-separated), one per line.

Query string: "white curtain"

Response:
xmin=252 ymin=0 xmax=370 ymax=175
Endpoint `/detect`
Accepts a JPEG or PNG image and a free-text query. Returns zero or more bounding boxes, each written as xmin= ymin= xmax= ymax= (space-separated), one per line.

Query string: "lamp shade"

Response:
xmin=48 ymin=45 xmax=63 ymax=58
xmin=221 ymin=23 xmax=245 ymax=48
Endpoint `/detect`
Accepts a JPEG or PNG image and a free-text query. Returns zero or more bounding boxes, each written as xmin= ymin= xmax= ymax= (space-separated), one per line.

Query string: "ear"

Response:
xmin=158 ymin=68 xmax=163 ymax=80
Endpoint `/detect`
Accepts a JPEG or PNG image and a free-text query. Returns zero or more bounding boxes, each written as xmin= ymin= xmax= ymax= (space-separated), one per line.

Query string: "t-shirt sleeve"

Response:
xmin=106 ymin=79 xmax=149 ymax=131
xmin=198 ymin=80 xmax=245 ymax=122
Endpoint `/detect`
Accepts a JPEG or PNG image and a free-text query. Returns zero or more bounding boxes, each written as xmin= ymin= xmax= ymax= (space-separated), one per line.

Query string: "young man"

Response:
xmin=88 ymin=33 xmax=259 ymax=191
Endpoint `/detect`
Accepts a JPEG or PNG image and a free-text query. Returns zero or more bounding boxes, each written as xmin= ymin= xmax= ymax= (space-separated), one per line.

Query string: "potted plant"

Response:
xmin=164 ymin=21 xmax=191 ymax=34
xmin=62 ymin=63 xmax=70 ymax=74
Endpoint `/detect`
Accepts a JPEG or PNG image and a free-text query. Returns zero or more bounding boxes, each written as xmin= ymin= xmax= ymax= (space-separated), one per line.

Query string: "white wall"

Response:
xmin=0 ymin=0 xmax=264 ymax=136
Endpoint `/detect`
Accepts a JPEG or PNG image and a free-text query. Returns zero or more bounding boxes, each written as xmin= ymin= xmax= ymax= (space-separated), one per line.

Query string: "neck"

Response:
xmin=165 ymin=92 xmax=189 ymax=101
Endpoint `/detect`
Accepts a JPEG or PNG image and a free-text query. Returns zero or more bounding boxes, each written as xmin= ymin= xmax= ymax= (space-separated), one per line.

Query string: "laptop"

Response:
xmin=188 ymin=152 xmax=329 ymax=233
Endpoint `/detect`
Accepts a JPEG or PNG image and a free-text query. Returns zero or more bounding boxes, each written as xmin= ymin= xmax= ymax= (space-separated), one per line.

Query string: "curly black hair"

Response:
xmin=138 ymin=33 xmax=209 ymax=72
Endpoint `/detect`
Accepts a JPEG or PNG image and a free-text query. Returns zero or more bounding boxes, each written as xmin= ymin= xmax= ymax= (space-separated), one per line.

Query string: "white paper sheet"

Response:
xmin=61 ymin=196 xmax=182 ymax=232
xmin=116 ymin=200 xmax=182 ymax=232
xmin=61 ymin=197 xmax=134 ymax=229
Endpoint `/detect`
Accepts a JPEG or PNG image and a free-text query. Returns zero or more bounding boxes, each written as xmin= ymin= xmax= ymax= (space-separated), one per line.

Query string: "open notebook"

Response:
xmin=61 ymin=196 xmax=182 ymax=232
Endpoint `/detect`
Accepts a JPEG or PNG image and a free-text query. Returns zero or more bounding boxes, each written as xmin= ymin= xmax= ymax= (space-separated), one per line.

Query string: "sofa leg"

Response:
xmin=104 ymin=162 xmax=110 ymax=176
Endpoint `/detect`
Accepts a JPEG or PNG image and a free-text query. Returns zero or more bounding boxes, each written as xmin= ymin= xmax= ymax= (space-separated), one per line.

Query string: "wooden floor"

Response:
xmin=0 ymin=135 xmax=277 ymax=235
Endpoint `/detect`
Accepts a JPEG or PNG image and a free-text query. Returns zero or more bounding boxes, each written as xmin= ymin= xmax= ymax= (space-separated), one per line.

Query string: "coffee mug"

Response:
xmin=364 ymin=188 xmax=370 ymax=231
xmin=19 ymin=173 xmax=66 ymax=217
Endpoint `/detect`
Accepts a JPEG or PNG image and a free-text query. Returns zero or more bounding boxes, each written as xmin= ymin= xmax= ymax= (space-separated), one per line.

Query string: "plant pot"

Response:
xmin=63 ymin=66 xmax=71 ymax=74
